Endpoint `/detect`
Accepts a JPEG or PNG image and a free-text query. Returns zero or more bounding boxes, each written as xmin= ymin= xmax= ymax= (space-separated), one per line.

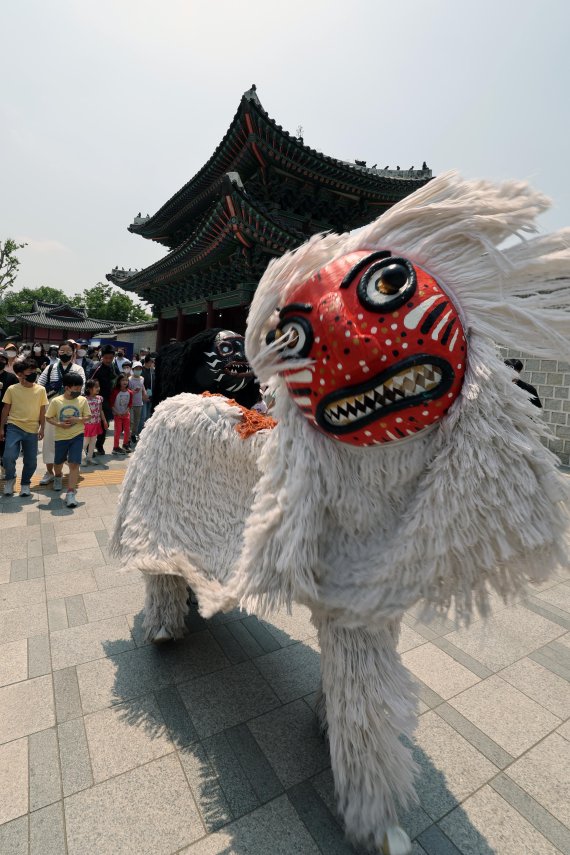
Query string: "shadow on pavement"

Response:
xmin=103 ymin=603 xmax=495 ymax=855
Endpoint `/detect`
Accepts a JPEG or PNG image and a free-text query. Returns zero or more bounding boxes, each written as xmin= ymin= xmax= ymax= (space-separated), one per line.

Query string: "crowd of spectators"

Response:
xmin=0 ymin=339 xmax=156 ymax=507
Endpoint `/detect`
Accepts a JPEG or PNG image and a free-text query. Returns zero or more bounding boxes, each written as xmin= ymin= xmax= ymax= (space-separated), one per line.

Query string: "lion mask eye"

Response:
xmin=357 ymin=257 xmax=417 ymax=311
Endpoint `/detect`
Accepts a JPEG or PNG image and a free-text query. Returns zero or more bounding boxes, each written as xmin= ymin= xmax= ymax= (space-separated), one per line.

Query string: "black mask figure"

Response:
xmin=155 ymin=328 xmax=259 ymax=409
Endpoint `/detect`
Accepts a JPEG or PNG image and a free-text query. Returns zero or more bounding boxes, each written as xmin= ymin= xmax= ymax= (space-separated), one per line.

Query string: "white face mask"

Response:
xmin=77 ymin=349 xmax=86 ymax=358
xmin=34 ymin=347 xmax=42 ymax=354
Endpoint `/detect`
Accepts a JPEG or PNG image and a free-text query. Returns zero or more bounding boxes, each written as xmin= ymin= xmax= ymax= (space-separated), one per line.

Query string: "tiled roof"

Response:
xmin=9 ymin=303 xmax=120 ymax=332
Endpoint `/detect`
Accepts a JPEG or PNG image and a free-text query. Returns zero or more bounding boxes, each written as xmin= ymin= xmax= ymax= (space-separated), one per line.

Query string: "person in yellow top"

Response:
xmin=0 ymin=358 xmax=48 ymax=498
xmin=45 ymin=372 xmax=91 ymax=508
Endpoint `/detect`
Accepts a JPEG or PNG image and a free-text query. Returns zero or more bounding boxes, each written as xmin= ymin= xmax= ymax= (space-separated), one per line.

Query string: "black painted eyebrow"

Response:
xmin=339 ymin=250 xmax=392 ymax=289
xmin=279 ymin=303 xmax=313 ymax=318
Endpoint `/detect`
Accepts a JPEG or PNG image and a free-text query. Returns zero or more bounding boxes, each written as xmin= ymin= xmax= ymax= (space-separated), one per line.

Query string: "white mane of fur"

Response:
xmin=246 ymin=170 xmax=570 ymax=380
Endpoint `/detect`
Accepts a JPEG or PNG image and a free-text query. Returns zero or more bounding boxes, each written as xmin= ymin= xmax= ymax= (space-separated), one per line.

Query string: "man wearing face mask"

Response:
xmin=89 ymin=345 xmax=119 ymax=456
xmin=74 ymin=340 xmax=94 ymax=376
xmin=37 ymin=341 xmax=86 ymax=485
xmin=1 ymin=359 xmax=48 ymax=497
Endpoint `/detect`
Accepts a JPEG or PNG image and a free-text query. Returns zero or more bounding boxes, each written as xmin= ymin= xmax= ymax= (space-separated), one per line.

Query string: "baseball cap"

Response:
xmin=132 ymin=361 xmax=142 ymax=368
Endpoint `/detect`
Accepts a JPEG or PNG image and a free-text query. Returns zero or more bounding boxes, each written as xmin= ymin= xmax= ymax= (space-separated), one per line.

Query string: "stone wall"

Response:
xmin=503 ymin=348 xmax=570 ymax=465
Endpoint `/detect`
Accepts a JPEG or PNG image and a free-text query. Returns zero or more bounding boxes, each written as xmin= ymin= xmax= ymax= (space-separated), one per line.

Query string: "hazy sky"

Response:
xmin=2 ymin=0 xmax=569 ymax=309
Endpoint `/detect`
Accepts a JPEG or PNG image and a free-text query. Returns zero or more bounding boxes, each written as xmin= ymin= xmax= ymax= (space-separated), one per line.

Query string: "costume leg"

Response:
xmin=143 ymin=573 xmax=189 ymax=642
xmin=317 ymin=615 xmax=417 ymax=855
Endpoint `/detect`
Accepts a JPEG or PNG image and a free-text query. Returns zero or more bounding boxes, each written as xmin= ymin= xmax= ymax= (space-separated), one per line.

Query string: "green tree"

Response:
xmin=0 ymin=239 xmax=27 ymax=298
xmin=79 ymin=283 xmax=152 ymax=323
xmin=0 ymin=285 xmax=72 ymax=335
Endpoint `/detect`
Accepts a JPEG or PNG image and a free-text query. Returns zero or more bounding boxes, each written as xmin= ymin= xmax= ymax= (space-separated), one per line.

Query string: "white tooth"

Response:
xmin=295 ymin=397 xmax=312 ymax=407
xmin=204 ymin=351 xmax=217 ymax=357
xmin=432 ymin=310 xmax=452 ymax=340
xmin=286 ymin=369 xmax=314 ymax=383
xmin=449 ymin=329 xmax=459 ymax=352
xmin=235 ymin=379 xmax=245 ymax=391
xmin=406 ymin=430 xmax=414 ymax=435
xmin=404 ymin=295 xmax=443 ymax=330
xmin=386 ymin=431 xmax=398 ymax=440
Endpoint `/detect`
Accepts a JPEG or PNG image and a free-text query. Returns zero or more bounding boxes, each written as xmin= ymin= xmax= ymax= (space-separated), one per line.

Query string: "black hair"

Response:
xmin=13 ymin=358 xmax=38 ymax=375
xmin=505 ymin=358 xmax=523 ymax=373
xmin=60 ymin=340 xmax=76 ymax=351
xmin=62 ymin=372 xmax=84 ymax=388
xmin=101 ymin=345 xmax=116 ymax=356
xmin=114 ymin=372 xmax=129 ymax=389
xmin=85 ymin=379 xmax=99 ymax=393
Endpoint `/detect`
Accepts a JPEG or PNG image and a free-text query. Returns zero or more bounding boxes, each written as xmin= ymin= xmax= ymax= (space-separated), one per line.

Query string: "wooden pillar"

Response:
xmin=156 ymin=315 xmax=168 ymax=349
xmin=175 ymin=307 xmax=184 ymax=341
xmin=206 ymin=300 xmax=214 ymax=329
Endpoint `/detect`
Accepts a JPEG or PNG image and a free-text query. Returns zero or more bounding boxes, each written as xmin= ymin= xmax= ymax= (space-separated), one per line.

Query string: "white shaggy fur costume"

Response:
xmin=112 ymin=173 xmax=570 ymax=854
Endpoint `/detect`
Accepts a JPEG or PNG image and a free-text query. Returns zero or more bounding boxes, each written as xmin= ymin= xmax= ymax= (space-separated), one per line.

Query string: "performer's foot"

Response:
xmin=152 ymin=625 xmax=174 ymax=644
xmin=382 ymin=826 xmax=412 ymax=855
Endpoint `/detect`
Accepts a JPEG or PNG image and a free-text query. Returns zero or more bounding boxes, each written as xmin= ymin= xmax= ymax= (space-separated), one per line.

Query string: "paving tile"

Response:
xmin=64 ymin=754 xmax=204 ymax=855
xmin=53 ymin=666 xmax=83 ymax=722
xmin=0 ymin=559 xmax=10 ymax=584
xmin=50 ymin=615 xmax=135 ymax=670
xmin=84 ymin=695 xmax=174 ymax=782
xmin=154 ymin=685 xmax=199 ymax=747
xmin=536 ymin=581 xmax=570 ymax=613
xmin=0 ymin=736 xmax=28 ymax=823
xmin=178 ymin=660 xmax=279 ymax=738
xmin=58 ymin=718 xmax=93 ymax=796
xmin=10 ymin=558 xmax=29 ymax=581
xmin=444 ymin=604 xmax=565 ymax=671
xmin=439 ymin=785 xmax=561 ymax=855
xmin=157 ymin=629 xmax=229 ymax=685
xmin=0 ymin=639 xmax=28 ymax=687
xmin=225 ymin=723 xmax=283 ymax=803
xmin=180 ymin=794 xmax=321 ymax=854
xmin=226 ymin=619 xmax=265 ymax=658
xmin=49 ymin=515 xmax=106 ymax=535
xmin=0 ymin=815 xmax=28 ymax=855
xmin=93 ymin=562 xmax=142 ymax=590
xmin=202 ymin=730 xmax=259 ymax=817
xmin=76 ymin=644 xmax=177 ymax=713
xmin=30 ymin=801 xmax=66 ymax=855
xmin=435 ymin=703 xmax=514 ymax=769
xmin=490 ymin=773 xmax=570 ymax=855
xmin=247 ymin=699 xmax=330 ymax=789
xmin=524 ymin=595 xmax=570 ymax=630
xmin=27 ymin=557 xmax=45 ymax=579
xmin=414 ymin=824 xmax=462 ymax=855
xmin=47 ymin=598 xmax=68 ymax=631
xmin=29 ymin=727 xmax=62 ymax=810
xmin=559 ymin=719 xmax=570 ymax=741
xmin=240 ymin=615 xmax=282 ymax=652
xmin=43 ymin=546 xmax=106 ymax=576
xmin=0 ymin=600 xmax=48 ymax=644
xmin=45 ymin=567 xmax=97 ymax=600
xmin=178 ymin=740 xmax=233 ymax=831
xmin=0 ymin=673 xmax=55 ymax=744
xmin=82 ymin=583 xmax=145 ymax=622
xmin=288 ymin=780 xmax=356 ymax=855
xmin=499 ymin=656 xmax=570 ymax=718
xmin=432 ymin=636 xmax=494 ymax=679
xmin=55 ymin=530 xmax=100 ymax=553
xmin=402 ymin=642 xmax=480 ymax=700
xmin=0 ymin=577 xmax=45 ymax=612
xmin=1 ymin=523 xmax=42 ymax=545
xmin=65 ymin=594 xmax=89 ymax=626
xmin=448 ymin=674 xmax=560 ymax=756
xmin=28 ymin=633 xmax=52 ymax=678
xmin=209 ymin=623 xmax=249 ymax=664
xmin=506 ymin=732 xmax=570 ymax=826
xmin=259 ymin=604 xmax=317 ymax=647
xmin=255 ymin=639 xmax=322 ymax=703
xmin=412 ymin=710 xmax=497 ymax=821
xmin=397 ymin=622 xmax=428 ymax=653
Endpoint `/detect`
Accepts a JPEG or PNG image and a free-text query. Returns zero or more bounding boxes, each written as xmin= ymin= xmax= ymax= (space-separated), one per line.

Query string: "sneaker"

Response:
xmin=83 ymin=457 xmax=92 ymax=466
xmin=112 ymin=447 xmax=126 ymax=456
xmin=0 ymin=465 xmax=5 ymax=480
xmin=65 ymin=491 xmax=78 ymax=508
xmin=39 ymin=471 xmax=55 ymax=486
xmin=92 ymin=449 xmax=99 ymax=457
xmin=53 ymin=476 xmax=63 ymax=491
xmin=19 ymin=484 xmax=31 ymax=498
xmin=3 ymin=479 xmax=15 ymax=496
xmin=122 ymin=444 xmax=132 ymax=454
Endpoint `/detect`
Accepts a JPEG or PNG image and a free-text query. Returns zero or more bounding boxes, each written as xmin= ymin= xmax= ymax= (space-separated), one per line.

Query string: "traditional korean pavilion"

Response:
xmin=8 ymin=300 xmax=117 ymax=344
xmin=108 ymin=85 xmax=432 ymax=346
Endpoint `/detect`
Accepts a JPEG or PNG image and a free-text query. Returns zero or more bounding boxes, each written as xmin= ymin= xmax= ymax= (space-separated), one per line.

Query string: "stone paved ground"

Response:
xmin=0 ymin=455 xmax=569 ymax=855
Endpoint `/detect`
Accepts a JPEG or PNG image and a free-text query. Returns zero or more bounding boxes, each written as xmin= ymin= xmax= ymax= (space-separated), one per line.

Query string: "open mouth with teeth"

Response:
xmin=223 ymin=361 xmax=253 ymax=377
xmin=315 ymin=355 xmax=454 ymax=434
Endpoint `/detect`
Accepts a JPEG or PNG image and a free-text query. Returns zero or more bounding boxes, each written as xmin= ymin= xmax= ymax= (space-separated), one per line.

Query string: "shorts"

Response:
xmin=54 ymin=433 xmax=84 ymax=465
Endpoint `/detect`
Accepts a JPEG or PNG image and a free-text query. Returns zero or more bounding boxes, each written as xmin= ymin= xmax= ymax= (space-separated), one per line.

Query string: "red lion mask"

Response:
xmin=269 ymin=250 xmax=467 ymax=446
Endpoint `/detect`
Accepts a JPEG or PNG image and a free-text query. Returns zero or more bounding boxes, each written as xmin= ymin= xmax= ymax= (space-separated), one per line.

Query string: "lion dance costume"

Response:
xmin=112 ymin=173 xmax=570 ymax=854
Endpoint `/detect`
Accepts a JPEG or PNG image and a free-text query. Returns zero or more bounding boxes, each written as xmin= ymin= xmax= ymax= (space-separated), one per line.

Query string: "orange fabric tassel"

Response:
xmin=201 ymin=391 xmax=277 ymax=438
